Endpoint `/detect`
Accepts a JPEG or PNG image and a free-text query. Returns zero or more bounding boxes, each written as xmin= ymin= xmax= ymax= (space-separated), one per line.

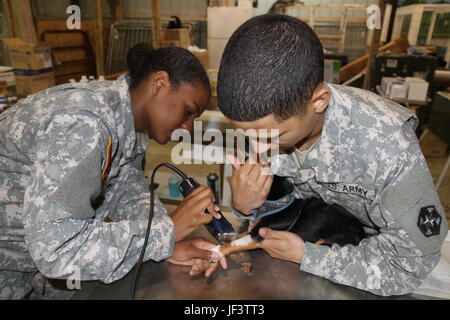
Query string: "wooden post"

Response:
xmin=363 ymin=0 xmax=386 ymax=90
xmin=152 ymin=0 xmax=161 ymax=48
xmin=3 ymin=0 xmax=15 ymax=37
xmin=114 ymin=0 xmax=125 ymax=22
xmin=95 ymin=0 xmax=105 ymax=76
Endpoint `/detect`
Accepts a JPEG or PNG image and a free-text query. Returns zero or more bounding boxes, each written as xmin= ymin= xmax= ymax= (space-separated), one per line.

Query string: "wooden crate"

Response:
xmin=160 ymin=28 xmax=191 ymax=49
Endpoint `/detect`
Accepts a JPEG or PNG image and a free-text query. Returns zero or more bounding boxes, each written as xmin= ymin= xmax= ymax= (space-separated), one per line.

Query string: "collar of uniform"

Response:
xmin=270 ymin=82 xmax=342 ymax=183
xmin=114 ymin=74 xmax=147 ymax=163
xmin=305 ymin=82 xmax=342 ymax=183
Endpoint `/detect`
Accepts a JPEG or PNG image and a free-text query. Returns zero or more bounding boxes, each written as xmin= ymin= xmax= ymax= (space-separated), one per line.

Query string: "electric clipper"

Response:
xmin=178 ymin=177 xmax=238 ymax=244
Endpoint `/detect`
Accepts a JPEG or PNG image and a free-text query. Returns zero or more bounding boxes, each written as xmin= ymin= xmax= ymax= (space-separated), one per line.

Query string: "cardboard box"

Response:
xmin=0 ymin=71 xmax=16 ymax=87
xmin=420 ymin=130 xmax=448 ymax=158
xmin=15 ymin=70 xmax=55 ymax=96
xmin=405 ymin=77 xmax=429 ymax=101
xmin=160 ymin=29 xmax=191 ymax=49
xmin=381 ymin=77 xmax=408 ymax=99
xmin=1 ymin=38 xmax=52 ymax=70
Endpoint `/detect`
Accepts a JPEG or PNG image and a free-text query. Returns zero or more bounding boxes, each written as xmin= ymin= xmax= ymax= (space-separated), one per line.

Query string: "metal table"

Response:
xmin=72 ymin=211 xmax=439 ymax=300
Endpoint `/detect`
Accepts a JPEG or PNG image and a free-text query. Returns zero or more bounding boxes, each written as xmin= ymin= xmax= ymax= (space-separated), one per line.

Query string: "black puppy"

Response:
xmin=211 ymin=175 xmax=367 ymax=257
xmin=250 ymin=175 xmax=367 ymax=247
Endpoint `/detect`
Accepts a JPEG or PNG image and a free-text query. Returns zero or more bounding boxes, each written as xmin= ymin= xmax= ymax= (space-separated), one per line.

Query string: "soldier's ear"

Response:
xmin=311 ymin=86 xmax=330 ymax=114
xmin=151 ymin=71 xmax=170 ymax=96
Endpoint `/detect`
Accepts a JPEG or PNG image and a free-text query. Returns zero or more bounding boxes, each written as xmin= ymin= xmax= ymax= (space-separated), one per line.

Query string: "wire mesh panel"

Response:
xmin=344 ymin=22 xmax=368 ymax=62
xmin=285 ymin=3 xmax=372 ymax=63
xmin=418 ymin=11 xmax=433 ymax=45
xmin=106 ymin=20 xmax=153 ymax=75
xmin=400 ymin=14 xmax=411 ymax=39
xmin=432 ymin=12 xmax=450 ymax=39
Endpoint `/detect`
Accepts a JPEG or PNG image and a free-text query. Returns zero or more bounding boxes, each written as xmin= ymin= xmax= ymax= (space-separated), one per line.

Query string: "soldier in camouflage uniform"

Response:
xmin=218 ymin=14 xmax=448 ymax=296
xmin=0 ymin=45 xmax=225 ymax=299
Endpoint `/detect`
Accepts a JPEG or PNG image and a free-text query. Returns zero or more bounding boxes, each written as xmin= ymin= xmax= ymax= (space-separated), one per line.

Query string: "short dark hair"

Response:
xmin=127 ymin=43 xmax=210 ymax=94
xmin=217 ymin=14 xmax=324 ymax=122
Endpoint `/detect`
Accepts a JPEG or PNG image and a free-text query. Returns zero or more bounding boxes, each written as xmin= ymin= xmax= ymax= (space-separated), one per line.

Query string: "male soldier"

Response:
xmin=218 ymin=14 xmax=448 ymax=296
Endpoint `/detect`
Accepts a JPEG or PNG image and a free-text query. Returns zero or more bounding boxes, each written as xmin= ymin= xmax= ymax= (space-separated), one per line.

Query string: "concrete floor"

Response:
xmin=425 ymin=155 xmax=450 ymax=224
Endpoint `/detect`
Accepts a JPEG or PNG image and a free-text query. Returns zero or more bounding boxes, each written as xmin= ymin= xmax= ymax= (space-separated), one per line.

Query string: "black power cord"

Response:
xmin=131 ymin=163 xmax=188 ymax=300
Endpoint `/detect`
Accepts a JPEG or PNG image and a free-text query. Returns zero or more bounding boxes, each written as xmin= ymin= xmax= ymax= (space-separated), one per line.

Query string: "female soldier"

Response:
xmin=0 ymin=43 xmax=226 ymax=299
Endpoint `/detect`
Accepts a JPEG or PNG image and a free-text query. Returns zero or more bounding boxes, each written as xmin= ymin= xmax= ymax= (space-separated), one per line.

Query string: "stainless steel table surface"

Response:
xmin=71 ymin=211 xmax=439 ymax=300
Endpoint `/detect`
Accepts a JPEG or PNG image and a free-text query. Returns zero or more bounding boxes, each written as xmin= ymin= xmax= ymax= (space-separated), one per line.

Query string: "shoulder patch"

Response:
xmin=382 ymin=163 xmax=448 ymax=255
xmin=417 ymin=206 xmax=442 ymax=237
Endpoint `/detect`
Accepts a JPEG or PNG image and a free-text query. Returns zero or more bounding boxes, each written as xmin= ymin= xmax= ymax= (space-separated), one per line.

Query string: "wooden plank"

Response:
xmin=339 ymin=37 xmax=410 ymax=83
xmin=115 ymin=0 xmax=125 ymax=22
xmin=289 ymin=3 xmax=369 ymax=10
xmin=292 ymin=16 xmax=368 ymax=23
xmin=125 ymin=14 xmax=207 ymax=21
xmin=8 ymin=0 xmax=37 ymax=44
xmin=2 ymin=0 xmax=15 ymax=37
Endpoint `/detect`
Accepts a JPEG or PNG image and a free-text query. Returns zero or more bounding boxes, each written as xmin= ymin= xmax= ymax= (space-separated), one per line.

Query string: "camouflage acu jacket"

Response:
xmin=0 ymin=75 xmax=175 ymax=299
xmin=236 ymin=83 xmax=448 ymax=296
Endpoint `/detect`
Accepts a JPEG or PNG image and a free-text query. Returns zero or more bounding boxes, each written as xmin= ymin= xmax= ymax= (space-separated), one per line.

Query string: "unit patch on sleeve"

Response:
xmin=417 ymin=206 xmax=442 ymax=237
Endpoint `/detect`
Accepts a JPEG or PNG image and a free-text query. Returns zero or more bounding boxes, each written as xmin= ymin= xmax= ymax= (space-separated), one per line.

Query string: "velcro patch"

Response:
xmin=417 ymin=206 xmax=442 ymax=237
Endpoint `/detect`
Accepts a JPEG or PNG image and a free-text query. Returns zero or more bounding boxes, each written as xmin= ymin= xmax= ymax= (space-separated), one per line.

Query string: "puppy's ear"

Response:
xmin=266 ymin=175 xmax=294 ymax=200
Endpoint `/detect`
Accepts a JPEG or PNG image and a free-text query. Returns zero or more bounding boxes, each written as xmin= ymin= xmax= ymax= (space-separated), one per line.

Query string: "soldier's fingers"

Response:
xmin=262 ymin=174 xmax=274 ymax=193
xmin=256 ymin=168 xmax=272 ymax=186
xmin=192 ymin=247 xmax=221 ymax=262
xmin=194 ymin=192 xmax=215 ymax=211
xmin=248 ymin=164 xmax=264 ymax=181
xmin=226 ymin=154 xmax=241 ymax=171
xmin=190 ymin=186 xmax=213 ymax=201
xmin=205 ymin=201 xmax=221 ymax=219
xmin=239 ymin=155 xmax=259 ymax=175
xmin=205 ymin=262 xmax=219 ymax=277
xmin=219 ymin=256 xmax=228 ymax=270
xmin=189 ymin=262 xmax=208 ymax=276
xmin=185 ymin=185 xmax=209 ymax=199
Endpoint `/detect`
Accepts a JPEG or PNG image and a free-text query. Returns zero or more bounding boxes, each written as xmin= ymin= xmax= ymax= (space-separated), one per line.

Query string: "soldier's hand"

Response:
xmin=166 ymin=237 xmax=228 ymax=277
xmin=171 ymin=186 xmax=221 ymax=241
xmin=258 ymin=228 xmax=304 ymax=264
xmin=228 ymin=154 xmax=274 ymax=215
